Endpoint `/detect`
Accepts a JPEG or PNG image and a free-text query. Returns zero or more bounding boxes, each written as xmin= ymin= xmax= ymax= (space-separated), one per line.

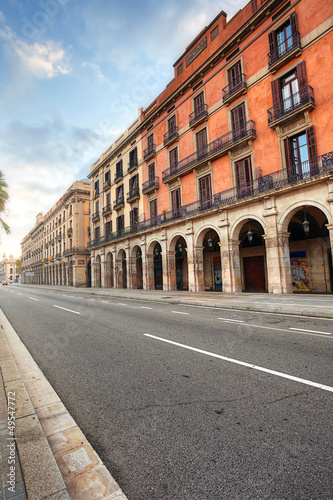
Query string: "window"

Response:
xmin=268 ymin=13 xmax=299 ymax=66
xmin=130 ymin=207 xmax=139 ymax=227
xmin=169 ymin=148 xmax=178 ymax=171
xmin=168 ymin=115 xmax=176 ymax=134
xmin=211 ymin=25 xmax=219 ymax=41
xmin=94 ymin=180 xmax=99 ymax=196
xmin=116 ymin=215 xmax=124 ymax=232
xmin=271 ymin=62 xmax=308 ymax=117
xmin=228 ymin=61 xmax=242 ymax=91
xmin=94 ymin=226 xmax=100 ymax=241
xmin=194 ymin=92 xmax=205 ymax=116
xmin=148 ymin=163 xmax=155 ymax=181
xmin=104 ymin=170 xmax=111 ymax=187
xmin=129 ymin=174 xmax=139 ymax=195
xmin=171 ymin=188 xmax=181 ymax=218
xmin=95 ymin=200 xmax=99 ymax=213
xmin=150 ymin=199 xmax=158 ymax=222
xmin=196 ymin=128 xmax=208 ymax=159
xmin=116 ymin=184 xmax=123 ymax=202
xmin=106 ymin=192 xmax=111 ymax=207
xmin=129 ymin=148 xmax=138 ymax=169
xmin=147 ymin=134 xmax=154 ymax=151
xmin=235 ymin=157 xmax=253 ymax=198
xmin=284 ymin=126 xmax=318 ymax=179
xmin=105 ymin=220 xmax=112 ymax=235
xmin=116 ymin=160 xmax=123 ymax=178
xmin=199 ymin=175 xmax=212 ymax=209
xmin=231 ymin=103 xmax=246 ymax=139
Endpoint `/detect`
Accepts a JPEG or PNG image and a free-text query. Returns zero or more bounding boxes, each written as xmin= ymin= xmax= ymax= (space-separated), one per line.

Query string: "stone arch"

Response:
xmin=168 ymin=233 xmax=189 ymax=291
xmin=230 ymin=214 xmax=267 ymax=243
xmin=278 ymin=200 xmax=332 ymax=233
xmin=131 ymin=244 xmax=143 ymax=289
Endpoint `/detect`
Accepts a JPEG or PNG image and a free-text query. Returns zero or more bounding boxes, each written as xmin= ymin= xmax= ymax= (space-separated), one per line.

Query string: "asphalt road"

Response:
xmin=1 ymin=284 xmax=332 ymax=499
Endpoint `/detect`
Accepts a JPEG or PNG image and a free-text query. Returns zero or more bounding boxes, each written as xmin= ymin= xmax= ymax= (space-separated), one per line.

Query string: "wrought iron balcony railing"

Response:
xmin=267 ymin=86 xmax=315 ymax=125
xmin=103 ymin=178 xmax=111 ymax=190
xmin=114 ymin=169 xmax=123 ymax=182
xmin=113 ymin=196 xmax=125 ymax=210
xmin=142 ymin=176 xmax=159 ymax=194
xmin=128 ymin=159 xmax=138 ymax=173
xmin=189 ymin=104 xmax=208 ymax=127
xmin=126 ymin=187 xmax=140 ymax=203
xmin=143 ymin=144 xmax=156 ymax=161
xmin=102 ymin=204 xmax=112 ymax=215
xmin=91 ymin=212 xmax=100 ymax=221
xmin=162 ymin=120 xmax=256 ymax=182
xmin=222 ymin=74 xmax=247 ymax=103
xmin=87 ymin=150 xmax=333 ymax=249
xmin=163 ymin=127 xmax=179 ymax=146
xmin=268 ymin=31 xmax=301 ymax=68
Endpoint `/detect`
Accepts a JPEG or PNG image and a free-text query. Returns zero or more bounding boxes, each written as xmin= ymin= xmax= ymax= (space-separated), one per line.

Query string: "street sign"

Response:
xmin=25 ymin=271 xmax=35 ymax=276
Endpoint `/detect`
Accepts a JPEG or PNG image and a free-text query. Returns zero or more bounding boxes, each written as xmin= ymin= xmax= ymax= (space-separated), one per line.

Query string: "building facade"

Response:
xmin=21 ymin=181 xmax=90 ymax=287
xmin=0 ymin=254 xmax=18 ymax=283
xmin=89 ymin=0 xmax=333 ymax=293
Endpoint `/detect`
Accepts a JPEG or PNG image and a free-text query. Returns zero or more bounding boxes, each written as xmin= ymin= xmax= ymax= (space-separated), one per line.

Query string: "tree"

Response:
xmin=16 ymin=258 xmax=21 ymax=275
xmin=0 ymin=171 xmax=10 ymax=234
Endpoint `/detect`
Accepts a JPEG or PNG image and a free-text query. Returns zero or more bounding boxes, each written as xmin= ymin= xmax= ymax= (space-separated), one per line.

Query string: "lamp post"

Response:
xmin=303 ymin=207 xmax=310 ymax=235
xmin=247 ymin=221 xmax=253 ymax=243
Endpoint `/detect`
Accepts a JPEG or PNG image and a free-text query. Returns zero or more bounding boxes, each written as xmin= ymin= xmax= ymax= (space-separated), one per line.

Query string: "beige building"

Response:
xmin=21 ymin=181 xmax=90 ymax=287
xmin=0 ymin=254 xmax=17 ymax=283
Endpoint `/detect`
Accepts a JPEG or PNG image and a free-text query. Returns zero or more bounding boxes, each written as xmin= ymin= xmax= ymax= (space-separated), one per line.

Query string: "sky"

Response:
xmin=0 ymin=0 xmax=248 ymax=260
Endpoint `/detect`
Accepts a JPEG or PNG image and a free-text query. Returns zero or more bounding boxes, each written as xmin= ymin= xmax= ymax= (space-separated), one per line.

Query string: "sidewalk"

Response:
xmin=19 ymin=283 xmax=333 ymax=319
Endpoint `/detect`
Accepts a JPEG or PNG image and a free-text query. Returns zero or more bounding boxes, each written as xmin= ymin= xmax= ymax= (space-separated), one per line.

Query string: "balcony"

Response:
xmin=143 ymin=144 xmax=156 ymax=162
xmin=102 ymin=204 xmax=112 ymax=216
xmin=142 ymin=176 xmax=159 ymax=195
xmin=127 ymin=187 xmax=140 ymax=203
xmin=163 ymin=127 xmax=179 ymax=147
xmin=267 ymin=86 xmax=315 ymax=128
xmin=268 ymin=31 xmax=301 ymax=73
xmin=103 ymin=178 xmax=111 ymax=191
xmin=162 ymin=120 xmax=256 ymax=183
xmin=189 ymin=104 xmax=208 ymax=129
xmin=128 ymin=159 xmax=138 ymax=174
xmin=55 ymin=253 xmax=62 ymax=260
xmin=222 ymin=74 xmax=247 ymax=106
xmin=93 ymin=189 xmax=100 ymax=199
xmin=113 ymin=196 xmax=125 ymax=210
xmin=92 ymin=212 xmax=100 ymax=221
xmin=114 ymin=169 xmax=123 ymax=183
xmin=63 ymin=247 xmax=89 ymax=256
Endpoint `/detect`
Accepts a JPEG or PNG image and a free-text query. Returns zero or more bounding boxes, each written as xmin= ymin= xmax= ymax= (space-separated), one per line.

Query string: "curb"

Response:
xmin=0 ymin=309 xmax=128 ymax=500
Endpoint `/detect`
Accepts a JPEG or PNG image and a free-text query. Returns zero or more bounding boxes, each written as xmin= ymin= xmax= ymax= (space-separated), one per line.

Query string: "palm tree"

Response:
xmin=0 ymin=171 xmax=10 ymax=234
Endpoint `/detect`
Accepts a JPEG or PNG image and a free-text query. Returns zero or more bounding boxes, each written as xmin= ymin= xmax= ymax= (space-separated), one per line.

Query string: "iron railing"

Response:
xmin=222 ymin=74 xmax=247 ymax=102
xmin=102 ymin=204 xmax=112 ymax=215
xmin=143 ymin=144 xmax=156 ymax=161
xmin=88 ymin=151 xmax=333 ymax=249
xmin=113 ymin=196 xmax=124 ymax=210
xmin=114 ymin=169 xmax=123 ymax=182
xmin=91 ymin=212 xmax=100 ymax=221
xmin=267 ymin=86 xmax=315 ymax=125
xmin=128 ymin=159 xmax=138 ymax=173
xmin=163 ymin=127 xmax=179 ymax=145
xmin=189 ymin=104 xmax=208 ymax=127
xmin=162 ymin=120 xmax=256 ymax=182
xmin=127 ymin=187 xmax=140 ymax=202
xmin=142 ymin=176 xmax=159 ymax=194
xmin=268 ymin=30 xmax=301 ymax=67
xmin=104 ymin=177 xmax=111 ymax=190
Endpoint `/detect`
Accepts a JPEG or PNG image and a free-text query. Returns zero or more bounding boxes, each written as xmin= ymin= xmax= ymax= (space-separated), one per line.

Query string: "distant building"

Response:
xmin=0 ymin=254 xmax=17 ymax=283
xmin=88 ymin=0 xmax=333 ymax=294
xmin=21 ymin=181 xmax=90 ymax=287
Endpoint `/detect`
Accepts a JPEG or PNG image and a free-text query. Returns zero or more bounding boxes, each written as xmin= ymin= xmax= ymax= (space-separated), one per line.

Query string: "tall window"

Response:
xmin=268 ymin=13 xmax=299 ymax=65
xmin=271 ymin=62 xmax=307 ymax=116
xmin=129 ymin=174 xmax=139 ymax=196
xmin=105 ymin=220 xmax=112 ymax=235
xmin=228 ymin=61 xmax=242 ymax=91
xmin=196 ymin=129 xmax=208 ymax=159
xmin=199 ymin=175 xmax=212 ymax=209
xmin=106 ymin=192 xmax=111 ymax=207
xmin=130 ymin=207 xmax=139 ymax=227
xmin=116 ymin=160 xmax=123 ymax=178
xmin=150 ymin=199 xmax=158 ymax=222
xmin=147 ymin=134 xmax=154 ymax=152
xmin=148 ymin=163 xmax=155 ymax=181
xmin=129 ymin=148 xmax=138 ymax=169
xmin=95 ymin=200 xmax=99 ymax=214
xmin=235 ymin=157 xmax=253 ymax=198
xmin=171 ymin=188 xmax=181 ymax=218
xmin=285 ymin=126 xmax=318 ymax=179
xmin=116 ymin=215 xmax=124 ymax=232
xmin=116 ymin=184 xmax=123 ymax=202
xmin=231 ymin=103 xmax=246 ymax=139
xmin=168 ymin=115 xmax=176 ymax=134
xmin=94 ymin=226 xmax=100 ymax=241
xmin=104 ymin=170 xmax=110 ymax=187
xmin=169 ymin=148 xmax=178 ymax=172
xmin=94 ymin=180 xmax=99 ymax=196
xmin=194 ymin=92 xmax=205 ymax=117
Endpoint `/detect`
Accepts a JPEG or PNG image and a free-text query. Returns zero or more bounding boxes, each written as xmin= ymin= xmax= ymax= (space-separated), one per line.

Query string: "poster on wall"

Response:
xmin=290 ymin=251 xmax=310 ymax=292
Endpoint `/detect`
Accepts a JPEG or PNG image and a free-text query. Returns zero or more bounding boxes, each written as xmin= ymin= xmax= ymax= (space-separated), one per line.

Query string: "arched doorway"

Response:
xmin=122 ymin=251 xmax=127 ymax=289
xmin=105 ymin=252 xmax=113 ymax=288
xmin=240 ymin=220 xmax=267 ymax=292
xmin=175 ymin=237 xmax=188 ymax=290
xmin=86 ymin=260 xmax=91 ymax=287
xmin=203 ymin=229 xmax=222 ymax=291
xmin=154 ymin=243 xmax=163 ymax=290
xmin=288 ymin=206 xmax=331 ymax=292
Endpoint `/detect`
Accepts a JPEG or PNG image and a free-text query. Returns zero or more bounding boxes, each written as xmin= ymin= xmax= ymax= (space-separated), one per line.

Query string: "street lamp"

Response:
xmin=177 ymin=242 xmax=183 ymax=254
xmin=302 ymin=207 xmax=310 ymax=235
xmin=136 ymin=248 xmax=142 ymax=259
xmin=207 ymin=231 xmax=213 ymax=250
xmin=247 ymin=221 xmax=253 ymax=243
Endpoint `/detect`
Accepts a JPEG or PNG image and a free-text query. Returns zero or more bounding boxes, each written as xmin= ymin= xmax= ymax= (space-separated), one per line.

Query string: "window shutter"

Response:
xmin=271 ymin=79 xmax=282 ymax=107
xmin=296 ymin=61 xmax=307 ymax=91
xmin=196 ymin=129 xmax=207 ymax=154
xmin=284 ymin=138 xmax=294 ymax=180
xmin=194 ymin=92 xmax=204 ymax=112
xmin=290 ymin=12 xmax=298 ymax=34
xmin=306 ymin=126 xmax=318 ymax=175
xmin=268 ymin=30 xmax=277 ymax=55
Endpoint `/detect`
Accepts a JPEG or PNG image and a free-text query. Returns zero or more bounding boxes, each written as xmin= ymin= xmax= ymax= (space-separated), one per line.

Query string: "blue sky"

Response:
xmin=0 ymin=0 xmax=247 ymax=259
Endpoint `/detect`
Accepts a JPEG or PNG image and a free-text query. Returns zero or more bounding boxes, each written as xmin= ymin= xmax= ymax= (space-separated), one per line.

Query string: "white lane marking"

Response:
xmin=10 ymin=291 xmax=14 ymax=293
xmin=29 ymin=297 xmax=39 ymax=301
xmin=289 ymin=327 xmax=331 ymax=335
xmin=69 ymin=295 xmax=75 ymax=298
xmin=220 ymin=321 xmax=332 ymax=339
xmin=145 ymin=334 xmax=333 ymax=393
xmin=141 ymin=306 xmax=152 ymax=310
xmin=171 ymin=311 xmax=189 ymax=315
xmin=218 ymin=318 xmax=244 ymax=323
xmin=88 ymin=298 xmax=95 ymax=301
xmin=17 ymin=293 xmax=22 ymax=296
xmin=102 ymin=301 xmax=109 ymax=303
xmin=117 ymin=303 xmax=128 ymax=306
xmin=53 ymin=305 xmax=80 ymax=315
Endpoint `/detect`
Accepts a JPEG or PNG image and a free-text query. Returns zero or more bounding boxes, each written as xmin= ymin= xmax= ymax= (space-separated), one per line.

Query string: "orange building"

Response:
xmin=89 ymin=0 xmax=333 ymax=294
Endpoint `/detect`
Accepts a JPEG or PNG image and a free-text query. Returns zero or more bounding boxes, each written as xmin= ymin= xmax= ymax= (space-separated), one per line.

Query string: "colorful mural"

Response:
xmin=290 ymin=251 xmax=310 ymax=292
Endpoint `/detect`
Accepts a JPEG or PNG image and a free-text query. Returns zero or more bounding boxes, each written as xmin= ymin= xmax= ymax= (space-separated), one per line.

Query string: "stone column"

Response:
xmin=193 ymin=246 xmax=205 ymax=291
xmin=264 ymin=235 xmax=284 ymax=294
xmin=90 ymin=255 xmax=96 ymax=288
xmin=128 ymin=257 xmax=137 ymax=289
xmin=167 ymin=251 xmax=177 ymax=291
xmin=100 ymin=253 xmax=106 ymax=288
xmin=146 ymin=253 xmax=155 ymax=290
xmin=229 ymin=240 xmax=242 ymax=293
xmin=277 ymin=232 xmax=293 ymax=294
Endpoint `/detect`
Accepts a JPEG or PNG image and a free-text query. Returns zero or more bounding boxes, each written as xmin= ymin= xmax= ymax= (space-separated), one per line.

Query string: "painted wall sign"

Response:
xmin=186 ymin=37 xmax=207 ymax=67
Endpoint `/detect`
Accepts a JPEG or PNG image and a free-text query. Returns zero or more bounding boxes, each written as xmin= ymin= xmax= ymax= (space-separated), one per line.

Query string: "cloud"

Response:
xmin=0 ymin=15 xmax=71 ymax=79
